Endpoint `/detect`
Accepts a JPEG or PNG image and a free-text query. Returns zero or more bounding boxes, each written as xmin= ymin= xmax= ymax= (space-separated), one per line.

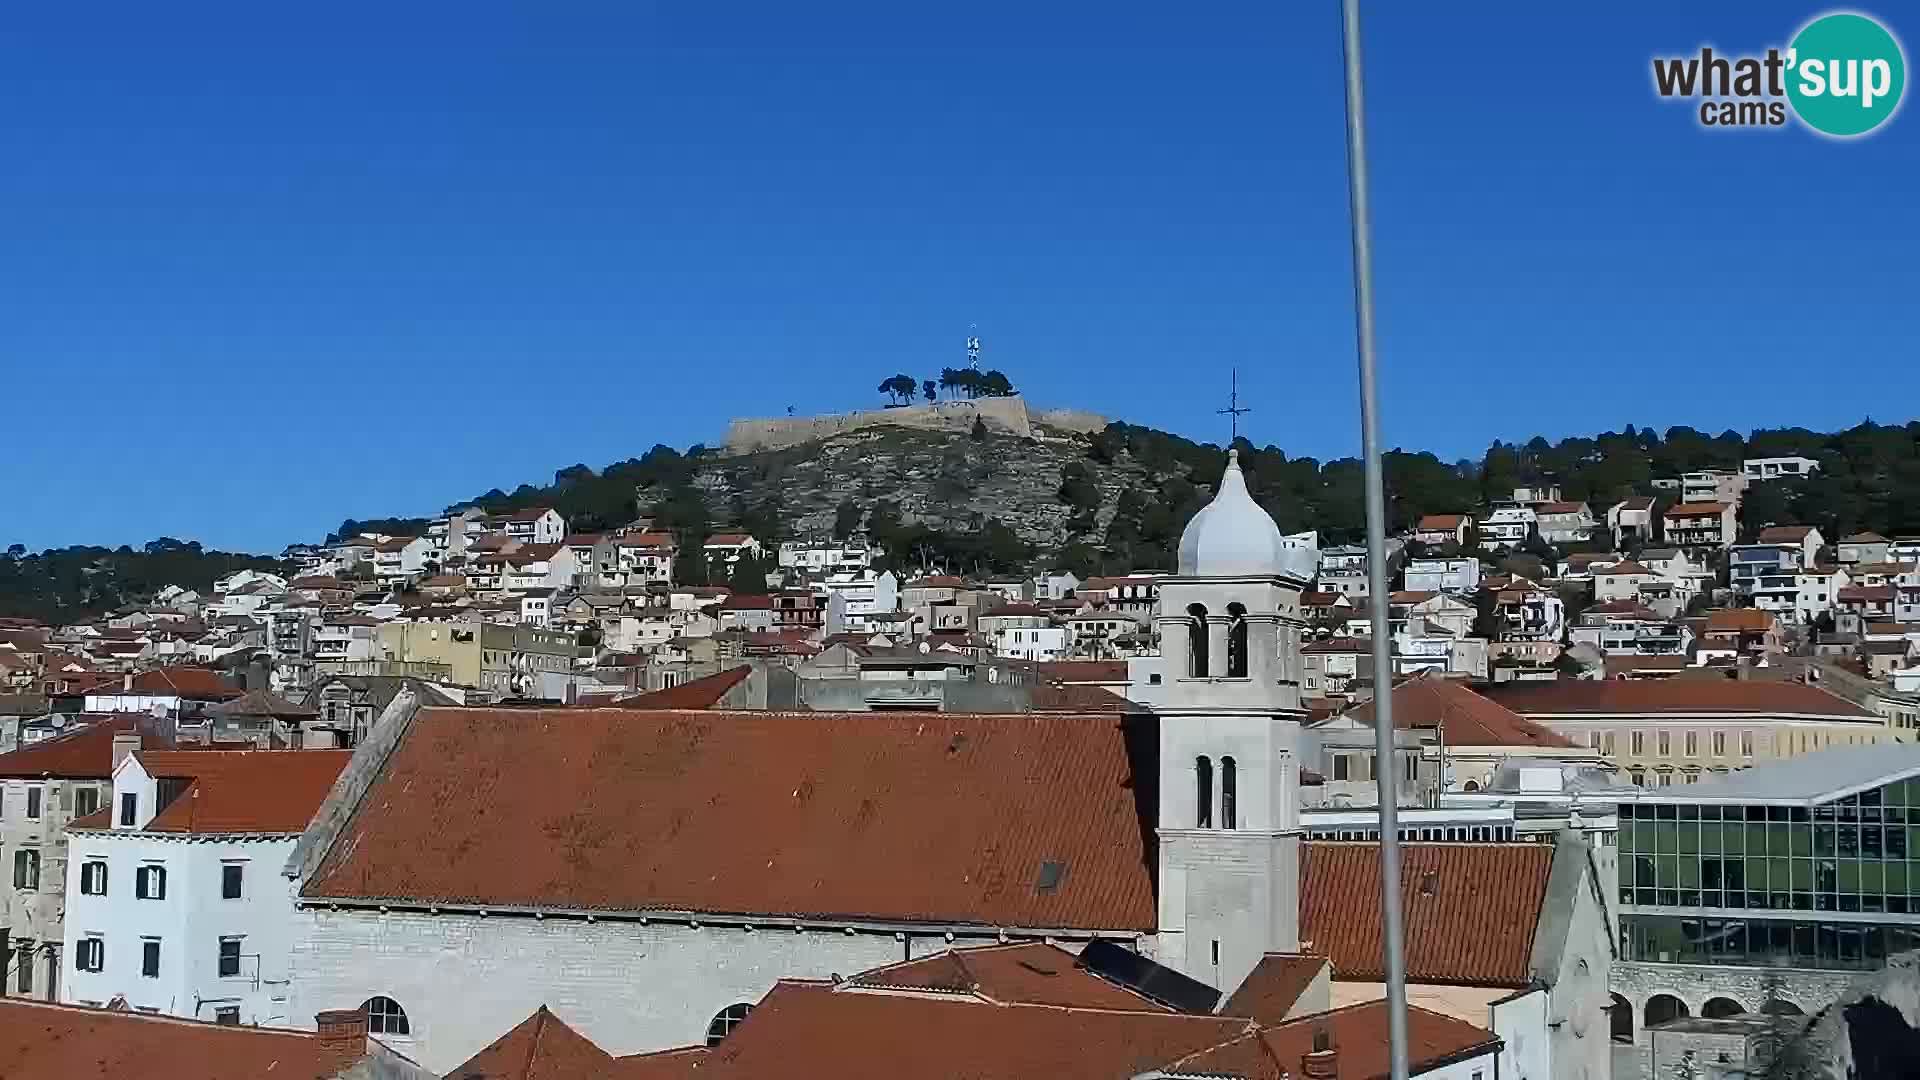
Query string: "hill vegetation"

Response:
xmin=0 ymin=539 xmax=289 ymax=624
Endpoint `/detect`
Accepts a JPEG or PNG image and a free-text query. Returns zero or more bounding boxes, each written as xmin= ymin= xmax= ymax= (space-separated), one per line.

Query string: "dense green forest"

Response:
xmin=8 ymin=417 xmax=1919 ymax=620
xmin=0 ymin=539 xmax=289 ymax=624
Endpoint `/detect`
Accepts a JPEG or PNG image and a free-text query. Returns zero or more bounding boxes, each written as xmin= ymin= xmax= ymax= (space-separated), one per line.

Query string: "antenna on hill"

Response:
xmin=1217 ymin=368 xmax=1252 ymax=442
xmin=966 ymin=324 xmax=981 ymax=371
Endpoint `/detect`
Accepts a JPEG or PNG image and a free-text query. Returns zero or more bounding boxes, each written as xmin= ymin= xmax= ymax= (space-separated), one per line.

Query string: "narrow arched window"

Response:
xmin=362 ymin=996 xmax=410 ymax=1036
xmin=1225 ymin=602 xmax=1248 ymax=677
xmin=1195 ymin=756 xmax=1213 ymax=828
xmin=1221 ymin=756 xmax=1238 ymax=829
xmin=1186 ymin=604 xmax=1209 ymax=677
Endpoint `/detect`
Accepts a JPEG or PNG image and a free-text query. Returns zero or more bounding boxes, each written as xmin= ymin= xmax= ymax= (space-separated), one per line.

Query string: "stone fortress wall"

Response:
xmin=723 ymin=395 xmax=1108 ymax=454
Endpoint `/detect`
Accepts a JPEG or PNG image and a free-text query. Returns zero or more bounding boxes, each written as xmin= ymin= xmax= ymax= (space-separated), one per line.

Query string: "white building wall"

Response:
xmin=287 ymin=909 xmax=1079 ymax=1073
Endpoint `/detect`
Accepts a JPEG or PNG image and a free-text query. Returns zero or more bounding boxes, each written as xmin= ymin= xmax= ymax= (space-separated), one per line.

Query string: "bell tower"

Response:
xmin=1154 ymin=450 xmax=1316 ymax=995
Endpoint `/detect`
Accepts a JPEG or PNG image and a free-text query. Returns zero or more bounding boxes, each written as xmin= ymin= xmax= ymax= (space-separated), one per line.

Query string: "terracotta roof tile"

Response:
xmin=1415 ymin=514 xmax=1470 ymax=530
xmin=1664 ymin=501 xmax=1728 ymax=516
xmin=718 ymin=595 xmax=774 ymax=611
xmin=848 ymin=943 xmax=1171 ymax=1011
xmin=1029 ymin=684 xmax=1130 ymax=712
xmin=1599 ymin=560 xmax=1656 ymax=577
xmin=1219 ymin=953 xmax=1328 ymax=1024
xmin=1486 ymin=678 xmax=1875 ymax=717
xmin=1703 ymin=609 xmax=1778 ymax=634
xmin=0 ymin=999 xmax=360 ymax=1079
xmin=114 ymin=750 xmax=352 ymax=834
xmin=303 ymin=707 xmax=1157 ymax=930
xmin=1036 ymin=660 xmax=1128 ymax=683
xmin=1841 ymin=585 xmax=1897 ymax=602
xmin=0 ymin=717 xmax=168 ymax=780
xmin=1301 ymin=842 xmax=1553 ymax=987
xmin=1162 ymin=1000 xmax=1503 ymax=1080
xmin=115 ymin=667 xmax=242 ymax=700
xmin=610 ymin=1046 xmax=711 ymax=1079
xmin=1615 ymin=496 xmax=1656 ymax=510
xmin=1534 ymin=501 xmax=1588 ymax=514
xmin=613 ymin=666 xmax=753 ymax=709
xmin=683 ymin=980 xmax=1249 ymax=1080
xmin=209 ymin=688 xmax=318 ymax=718
xmin=1756 ymin=525 xmax=1818 ymax=543
xmin=704 ymin=533 xmax=755 ymax=546
xmin=448 ymin=1005 xmax=621 ymax=1080
xmin=1343 ymin=673 xmax=1577 ymax=748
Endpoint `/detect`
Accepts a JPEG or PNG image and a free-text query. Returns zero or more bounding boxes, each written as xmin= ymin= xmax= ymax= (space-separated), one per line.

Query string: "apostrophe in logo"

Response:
xmin=1785 ymin=12 xmax=1906 ymax=136
xmin=1650 ymin=10 xmax=1906 ymax=137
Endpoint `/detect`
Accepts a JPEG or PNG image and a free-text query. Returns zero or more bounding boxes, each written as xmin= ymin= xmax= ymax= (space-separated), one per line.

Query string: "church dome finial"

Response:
xmin=1178 ymin=450 xmax=1311 ymax=578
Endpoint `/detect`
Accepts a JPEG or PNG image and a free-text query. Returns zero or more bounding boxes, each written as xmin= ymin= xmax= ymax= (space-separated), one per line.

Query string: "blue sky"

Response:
xmin=3 ymin=3 xmax=1914 ymax=553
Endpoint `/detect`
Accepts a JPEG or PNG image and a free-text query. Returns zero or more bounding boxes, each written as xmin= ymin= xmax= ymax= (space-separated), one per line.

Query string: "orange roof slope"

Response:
xmin=611 ymin=1046 xmax=711 ymax=1079
xmin=1036 ymin=660 xmax=1128 ymax=683
xmin=848 ymin=943 xmax=1170 ymax=1011
xmin=1162 ymin=1000 xmax=1502 ymax=1080
xmin=1344 ymin=674 xmax=1577 ymax=748
xmin=1488 ymin=678 xmax=1873 ymax=717
xmin=1219 ymin=953 xmax=1328 ymax=1024
xmin=448 ymin=1005 xmax=621 ymax=1080
xmin=1301 ymin=842 xmax=1554 ymax=987
xmin=124 ymin=751 xmax=352 ymax=834
xmin=304 ymin=707 xmax=1157 ymax=930
xmin=613 ymin=666 xmax=752 ymax=709
xmin=0 ymin=999 xmax=351 ymax=1080
xmin=120 ymin=667 xmax=242 ymax=699
xmin=687 ymin=980 xmax=1248 ymax=1080
xmin=0 ymin=717 xmax=165 ymax=780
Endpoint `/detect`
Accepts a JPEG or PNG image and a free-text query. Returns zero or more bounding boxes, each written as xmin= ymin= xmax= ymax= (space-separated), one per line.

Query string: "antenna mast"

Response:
xmin=1216 ymin=368 xmax=1253 ymax=442
xmin=966 ymin=324 xmax=981 ymax=371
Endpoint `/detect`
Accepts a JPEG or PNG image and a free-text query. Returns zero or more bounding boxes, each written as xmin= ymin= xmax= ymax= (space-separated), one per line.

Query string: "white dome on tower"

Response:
xmin=1177 ymin=450 xmax=1313 ymax=578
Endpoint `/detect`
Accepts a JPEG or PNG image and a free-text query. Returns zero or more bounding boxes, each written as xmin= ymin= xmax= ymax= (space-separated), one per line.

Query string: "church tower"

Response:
xmin=1153 ymin=450 xmax=1316 ymax=995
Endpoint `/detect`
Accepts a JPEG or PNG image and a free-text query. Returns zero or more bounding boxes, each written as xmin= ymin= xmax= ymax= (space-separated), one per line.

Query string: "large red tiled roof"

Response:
xmin=1219 ymin=953 xmax=1328 ymax=1024
xmin=1029 ymin=684 xmax=1129 ymax=712
xmin=1301 ymin=842 xmax=1554 ymax=987
xmin=613 ymin=666 xmax=752 ymax=709
xmin=1036 ymin=660 xmax=1128 ymax=683
xmin=612 ymin=1046 xmax=711 ymax=1079
xmin=1415 ymin=514 xmax=1469 ymax=530
xmin=1486 ymin=678 xmax=1874 ymax=718
xmin=683 ymin=980 xmax=1249 ymax=1080
xmin=0 ymin=999 xmax=359 ymax=1079
xmin=113 ymin=667 xmax=242 ymax=700
xmin=112 ymin=750 xmax=352 ymax=834
xmin=0 ymin=717 xmax=167 ymax=780
xmin=303 ymin=707 xmax=1157 ymax=930
xmin=1343 ymin=674 xmax=1577 ymax=749
xmin=1664 ymin=501 xmax=1728 ymax=517
xmin=1841 ymin=585 xmax=1897 ymax=602
xmin=848 ymin=943 xmax=1170 ymax=1011
xmin=1703 ymin=608 xmax=1778 ymax=634
xmin=1160 ymin=1000 xmax=1502 ymax=1080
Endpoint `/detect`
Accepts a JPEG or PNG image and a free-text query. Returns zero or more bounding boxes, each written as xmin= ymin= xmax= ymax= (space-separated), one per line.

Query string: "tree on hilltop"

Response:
xmin=878 ymin=374 xmax=918 ymax=406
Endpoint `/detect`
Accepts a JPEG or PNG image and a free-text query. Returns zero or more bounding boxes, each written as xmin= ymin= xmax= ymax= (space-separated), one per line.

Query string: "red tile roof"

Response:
xmin=906 ymin=575 xmax=966 ymax=588
xmin=112 ymin=750 xmax=352 ymax=834
xmin=1486 ymin=678 xmax=1874 ymax=718
xmin=1160 ymin=1000 xmax=1503 ymax=1080
xmin=1665 ymin=501 xmax=1728 ymax=517
xmin=1844 ymin=531 xmax=1890 ymax=543
xmin=704 ymin=533 xmax=755 ymax=546
xmin=1841 ymin=585 xmax=1897 ymax=602
xmin=210 ymin=688 xmax=318 ymax=718
xmin=113 ymin=667 xmax=242 ymax=700
xmin=1415 ymin=514 xmax=1469 ymax=530
xmin=1534 ymin=501 xmax=1588 ymax=514
xmin=1615 ymin=496 xmax=1656 ymax=510
xmin=303 ymin=707 xmax=1157 ymax=930
xmin=1219 ymin=953 xmax=1328 ymax=1024
xmin=983 ymin=603 xmax=1046 ymax=618
xmin=0 ymin=717 xmax=168 ymax=780
xmin=1757 ymin=525 xmax=1818 ymax=543
xmin=719 ymin=595 xmax=774 ymax=610
xmin=0 ymin=998 xmax=363 ymax=1079
xmin=1029 ymin=684 xmax=1130 ymax=712
xmin=612 ymin=1047 xmax=711 ymax=1079
xmin=848 ymin=943 xmax=1170 ymax=1011
xmin=1599 ymin=560 xmax=1656 ymax=577
xmin=1703 ymin=608 xmax=1779 ymax=634
xmin=1302 ymin=842 xmax=1554 ymax=987
xmin=1343 ymin=674 xmax=1577 ymax=748
xmin=680 ymin=980 xmax=1249 ymax=1080
xmin=613 ymin=666 xmax=753 ymax=709
xmin=448 ymin=1005 xmax=626 ymax=1080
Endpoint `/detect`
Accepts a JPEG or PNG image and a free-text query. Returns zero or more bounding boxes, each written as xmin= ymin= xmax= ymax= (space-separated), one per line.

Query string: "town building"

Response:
xmin=700 ymin=532 xmax=763 ymax=570
xmin=1838 ymin=532 xmax=1892 ymax=565
xmin=1742 ymin=456 xmax=1821 ymax=482
xmin=60 ymin=750 xmax=351 ymax=1024
xmin=1412 ymin=513 xmax=1471 ymax=547
xmin=1533 ymin=501 xmax=1596 ymax=546
xmin=1476 ymin=506 xmax=1535 ymax=552
xmin=1662 ymin=502 xmax=1736 ymax=550
xmin=1402 ymin=556 xmax=1480 ymax=595
xmin=1609 ymin=496 xmax=1657 ymax=549
xmin=498 ymin=507 xmax=566 ymax=546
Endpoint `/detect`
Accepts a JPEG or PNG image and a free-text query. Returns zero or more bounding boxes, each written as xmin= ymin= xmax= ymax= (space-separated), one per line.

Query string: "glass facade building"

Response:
xmin=1618 ymin=775 xmax=1920 ymax=972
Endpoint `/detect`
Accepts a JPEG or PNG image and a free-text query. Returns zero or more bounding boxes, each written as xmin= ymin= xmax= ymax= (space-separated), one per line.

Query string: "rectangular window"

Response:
xmin=75 ymin=787 xmax=100 ymax=817
xmin=1602 ymin=732 xmax=1616 ymax=756
xmin=1632 ymin=731 xmax=1646 ymax=755
xmin=218 ymin=937 xmax=241 ymax=977
xmin=215 ymin=1006 xmax=240 ymax=1026
xmin=1658 ymin=731 xmax=1672 ymax=756
xmin=78 ymin=937 xmax=104 ymax=973
xmin=80 ymin=860 xmax=108 ymax=896
xmin=1714 ymin=731 xmax=1727 ymax=757
xmin=119 ymin=793 xmax=137 ymax=827
xmin=135 ymin=865 xmax=167 ymax=901
xmin=141 ymin=940 xmax=160 ymax=978
xmin=13 ymin=850 xmax=39 ymax=890
xmin=1742 ymin=732 xmax=1756 ymax=758
xmin=221 ymin=864 xmax=244 ymax=900
xmin=1685 ymin=732 xmax=1698 ymax=758
xmin=25 ymin=787 xmax=41 ymax=821
xmin=15 ymin=947 xmax=31 ymax=994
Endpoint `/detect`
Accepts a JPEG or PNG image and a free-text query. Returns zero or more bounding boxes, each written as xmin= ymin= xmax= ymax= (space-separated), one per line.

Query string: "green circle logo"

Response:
xmin=1787 ymin=12 xmax=1906 ymax=136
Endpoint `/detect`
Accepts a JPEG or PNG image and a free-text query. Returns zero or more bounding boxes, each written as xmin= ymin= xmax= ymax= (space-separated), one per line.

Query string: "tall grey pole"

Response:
xmin=1338 ymin=2 xmax=1410 ymax=1078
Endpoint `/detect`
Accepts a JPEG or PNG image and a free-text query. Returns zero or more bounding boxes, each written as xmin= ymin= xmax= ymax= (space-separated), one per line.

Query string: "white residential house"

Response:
xmin=1593 ymin=561 xmax=1663 ymax=604
xmin=1839 ymin=532 xmax=1892 ymax=565
xmin=500 ymin=508 xmax=567 ymax=546
xmin=701 ymin=533 xmax=763 ymax=570
xmin=1743 ymin=456 xmax=1821 ymax=482
xmin=372 ymin=537 xmax=433 ymax=583
xmin=1607 ymin=496 xmax=1656 ymax=549
xmin=818 ymin=571 xmax=899 ymax=633
xmin=1569 ymin=604 xmax=1693 ymax=657
xmin=502 ymin=547 xmax=578 ymax=594
xmin=1532 ymin=502 xmax=1595 ymax=546
xmin=61 ymin=749 xmax=352 ymax=1024
xmin=1029 ymin=571 xmax=1082 ymax=602
xmin=977 ymin=604 xmax=1067 ymax=662
xmin=1511 ymin=484 xmax=1561 ymax=504
xmin=1402 ymin=557 xmax=1481 ymax=595
xmin=1661 ymin=501 xmax=1735 ymax=550
xmin=776 ymin=540 xmax=876 ymax=575
xmin=518 ymin=591 xmax=554 ymax=628
xmin=1752 ymin=566 xmax=1850 ymax=625
xmin=1754 ymin=525 xmax=1825 ymax=568
xmin=1680 ymin=469 xmax=1746 ymax=510
xmin=1476 ymin=506 xmax=1536 ymax=552
xmin=313 ymin=616 xmax=380 ymax=664
xmin=1411 ymin=514 xmax=1471 ymax=547
xmin=609 ymin=534 xmax=676 ymax=587
xmin=1315 ymin=546 xmax=1369 ymax=598
xmin=1391 ymin=592 xmax=1477 ymax=639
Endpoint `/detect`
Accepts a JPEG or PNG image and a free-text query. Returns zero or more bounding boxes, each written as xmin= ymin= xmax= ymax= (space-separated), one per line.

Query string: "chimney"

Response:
xmin=123 ymin=673 xmax=134 ymax=692
xmin=112 ymin=730 xmax=142 ymax=771
xmin=314 ymin=1009 xmax=369 ymax=1073
xmin=1302 ymin=1028 xmax=1339 ymax=1080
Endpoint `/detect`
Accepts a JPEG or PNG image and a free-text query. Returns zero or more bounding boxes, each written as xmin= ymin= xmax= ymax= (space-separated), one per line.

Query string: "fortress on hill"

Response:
xmin=722 ymin=395 xmax=1108 ymax=454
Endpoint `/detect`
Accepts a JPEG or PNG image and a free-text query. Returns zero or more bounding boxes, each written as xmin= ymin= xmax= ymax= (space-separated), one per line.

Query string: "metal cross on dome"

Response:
xmin=1216 ymin=369 xmax=1252 ymax=442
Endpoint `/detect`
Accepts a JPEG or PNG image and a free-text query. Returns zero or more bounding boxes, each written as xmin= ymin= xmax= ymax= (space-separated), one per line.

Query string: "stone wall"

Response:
xmin=723 ymin=396 xmax=1107 ymax=454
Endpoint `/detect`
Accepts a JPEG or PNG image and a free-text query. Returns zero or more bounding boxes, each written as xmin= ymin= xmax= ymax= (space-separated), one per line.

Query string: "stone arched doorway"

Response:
xmin=1762 ymin=999 xmax=1806 ymax=1017
xmin=1703 ymin=997 xmax=1747 ymax=1019
xmin=1645 ymin=993 xmax=1689 ymax=1029
xmin=1608 ymin=994 xmax=1634 ymax=1042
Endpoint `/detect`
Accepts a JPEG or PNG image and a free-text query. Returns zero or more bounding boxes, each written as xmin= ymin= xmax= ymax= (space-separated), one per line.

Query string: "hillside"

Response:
xmin=0 ymin=540 xmax=290 ymax=624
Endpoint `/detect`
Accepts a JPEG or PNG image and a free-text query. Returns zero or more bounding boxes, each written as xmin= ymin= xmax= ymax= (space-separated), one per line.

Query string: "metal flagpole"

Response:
xmin=1337 ymin=1 xmax=1410 ymax=1078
